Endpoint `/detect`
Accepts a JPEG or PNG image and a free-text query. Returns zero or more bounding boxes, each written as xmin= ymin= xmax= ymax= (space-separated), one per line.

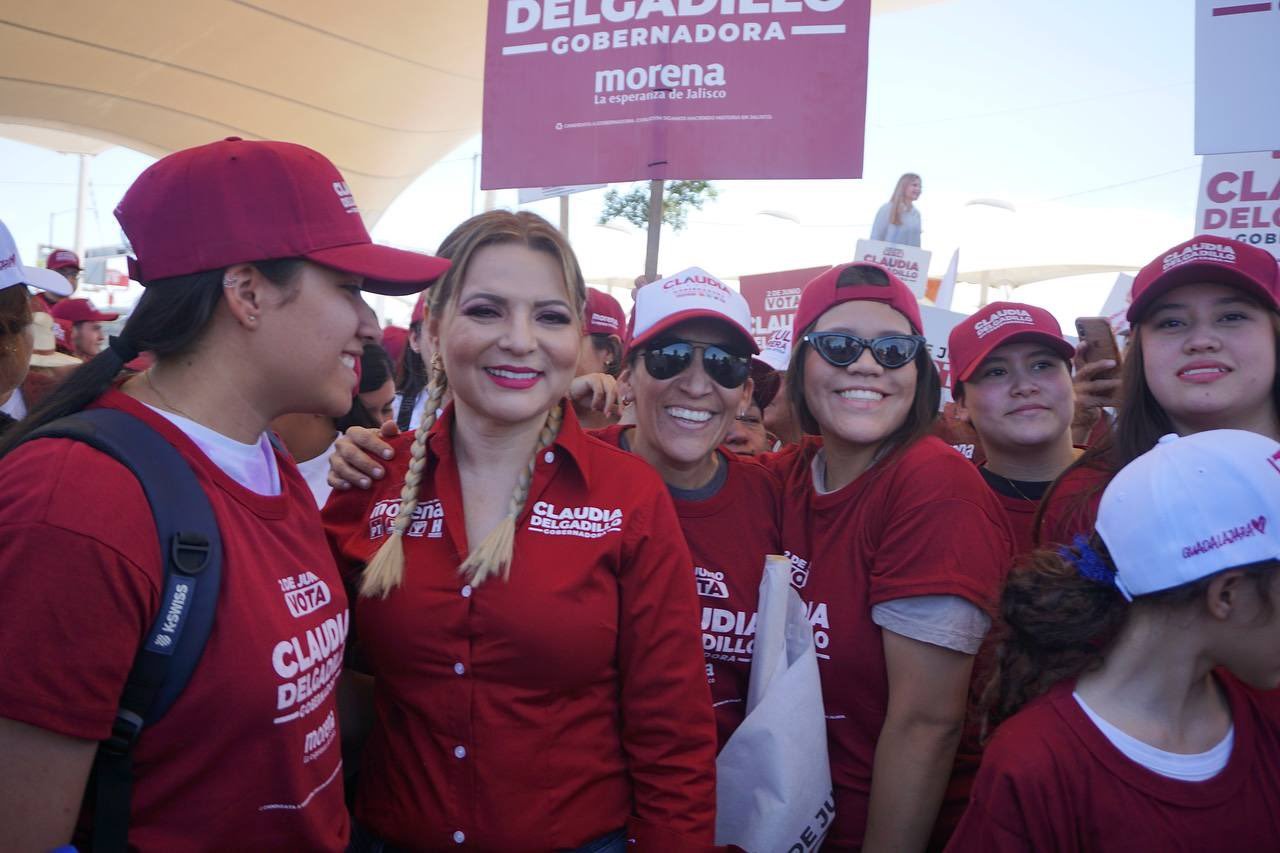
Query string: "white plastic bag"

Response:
xmin=715 ymin=555 xmax=834 ymax=852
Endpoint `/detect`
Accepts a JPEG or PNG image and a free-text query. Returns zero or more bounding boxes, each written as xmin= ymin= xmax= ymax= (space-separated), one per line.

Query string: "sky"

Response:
xmin=0 ymin=0 xmax=1205 ymax=328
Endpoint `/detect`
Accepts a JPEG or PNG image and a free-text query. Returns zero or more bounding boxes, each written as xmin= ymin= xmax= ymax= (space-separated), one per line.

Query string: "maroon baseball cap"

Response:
xmin=46 ymin=248 xmax=81 ymax=272
xmin=409 ymin=290 xmax=429 ymax=325
xmin=51 ymin=297 xmax=119 ymax=324
xmin=381 ymin=325 xmax=409 ymax=367
xmin=949 ymin=301 xmax=1075 ymax=383
xmin=793 ymin=262 xmax=923 ymax=336
xmin=584 ymin=287 xmax=625 ymax=337
xmin=1128 ymin=235 xmax=1279 ymax=322
xmin=114 ymin=137 xmax=450 ymax=296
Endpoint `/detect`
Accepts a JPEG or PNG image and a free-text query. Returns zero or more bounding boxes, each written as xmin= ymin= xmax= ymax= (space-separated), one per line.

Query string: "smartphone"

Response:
xmin=1074 ymin=317 xmax=1120 ymax=381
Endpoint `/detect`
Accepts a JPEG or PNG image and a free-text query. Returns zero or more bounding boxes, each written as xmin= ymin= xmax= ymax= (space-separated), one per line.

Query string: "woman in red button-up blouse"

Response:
xmin=324 ymin=211 xmax=717 ymax=853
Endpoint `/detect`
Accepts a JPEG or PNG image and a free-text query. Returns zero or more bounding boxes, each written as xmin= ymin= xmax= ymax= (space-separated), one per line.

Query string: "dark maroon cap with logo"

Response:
xmin=584 ymin=288 xmax=626 ymax=337
xmin=114 ymin=137 xmax=449 ymax=295
xmin=1128 ymin=235 xmax=1279 ymax=322
xmin=793 ymin=262 xmax=923 ymax=336
xmin=50 ymin=297 xmax=120 ymax=324
xmin=949 ymin=301 xmax=1075 ymax=383
xmin=45 ymin=249 xmax=82 ymax=271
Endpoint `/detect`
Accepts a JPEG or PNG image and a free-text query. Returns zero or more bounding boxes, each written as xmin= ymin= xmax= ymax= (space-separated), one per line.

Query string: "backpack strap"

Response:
xmin=23 ymin=407 xmax=223 ymax=853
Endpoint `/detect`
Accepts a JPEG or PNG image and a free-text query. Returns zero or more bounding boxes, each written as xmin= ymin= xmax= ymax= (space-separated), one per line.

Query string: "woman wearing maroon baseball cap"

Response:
xmin=0 ymin=138 xmax=447 ymax=851
xmin=756 ymin=262 xmax=1014 ymax=851
xmin=946 ymin=302 xmax=1080 ymax=555
xmin=321 ymin=211 xmax=716 ymax=852
xmin=1037 ymin=234 xmax=1280 ymax=547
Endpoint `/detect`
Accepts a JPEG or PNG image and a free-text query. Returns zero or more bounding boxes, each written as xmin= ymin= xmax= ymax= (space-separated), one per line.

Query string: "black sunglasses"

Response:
xmin=642 ymin=341 xmax=752 ymax=389
xmin=802 ymin=332 xmax=925 ymax=370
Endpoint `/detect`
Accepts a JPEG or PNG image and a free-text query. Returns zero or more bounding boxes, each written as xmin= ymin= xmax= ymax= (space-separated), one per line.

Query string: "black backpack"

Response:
xmin=23 ymin=407 xmax=223 ymax=853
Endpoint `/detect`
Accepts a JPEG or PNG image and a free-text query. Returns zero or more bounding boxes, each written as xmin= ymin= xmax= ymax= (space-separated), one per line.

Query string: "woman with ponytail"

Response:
xmin=1036 ymin=234 xmax=1280 ymax=547
xmin=0 ymin=139 xmax=446 ymax=851
xmin=321 ymin=211 xmax=716 ymax=852
xmin=949 ymin=430 xmax=1280 ymax=851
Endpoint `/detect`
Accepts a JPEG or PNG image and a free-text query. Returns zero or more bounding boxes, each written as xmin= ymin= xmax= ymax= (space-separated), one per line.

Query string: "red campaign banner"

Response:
xmin=482 ymin=1 xmax=871 ymax=189
xmin=738 ymin=265 xmax=827 ymax=349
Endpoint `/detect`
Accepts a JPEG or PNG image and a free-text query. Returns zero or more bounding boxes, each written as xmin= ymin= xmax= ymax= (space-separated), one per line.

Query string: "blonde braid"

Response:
xmin=459 ymin=401 xmax=565 ymax=586
xmin=359 ymin=359 xmax=449 ymax=599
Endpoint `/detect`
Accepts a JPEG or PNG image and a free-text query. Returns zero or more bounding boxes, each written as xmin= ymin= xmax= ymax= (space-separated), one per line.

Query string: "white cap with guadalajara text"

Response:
xmin=1097 ymin=430 xmax=1280 ymax=599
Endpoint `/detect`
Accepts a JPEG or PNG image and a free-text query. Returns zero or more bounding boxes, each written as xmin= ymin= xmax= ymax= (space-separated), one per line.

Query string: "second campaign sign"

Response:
xmin=482 ymin=0 xmax=872 ymax=188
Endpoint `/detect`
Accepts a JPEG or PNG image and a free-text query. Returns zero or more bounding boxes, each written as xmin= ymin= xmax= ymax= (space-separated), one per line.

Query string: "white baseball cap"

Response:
xmin=0 ymin=220 xmax=75 ymax=296
xmin=29 ymin=313 xmax=82 ymax=367
xmin=627 ymin=267 xmax=758 ymax=355
xmin=757 ymin=327 xmax=792 ymax=372
xmin=1097 ymin=430 xmax=1280 ymax=600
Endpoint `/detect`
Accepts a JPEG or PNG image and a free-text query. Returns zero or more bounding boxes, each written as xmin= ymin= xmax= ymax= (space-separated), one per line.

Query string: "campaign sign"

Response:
xmin=1196 ymin=151 xmax=1280 ymax=261
xmin=1195 ymin=1 xmax=1280 ymax=155
xmin=854 ymin=239 xmax=932 ymax=299
xmin=738 ymin=265 xmax=828 ymax=349
xmin=919 ymin=303 xmax=966 ymax=405
xmin=482 ymin=1 xmax=871 ymax=188
xmin=517 ymin=184 xmax=607 ymax=203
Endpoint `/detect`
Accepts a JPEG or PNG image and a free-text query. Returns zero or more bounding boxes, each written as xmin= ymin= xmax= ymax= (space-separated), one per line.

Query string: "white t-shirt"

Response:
xmin=1073 ymin=692 xmax=1233 ymax=781
xmin=144 ymin=405 xmax=282 ymax=496
xmin=294 ymin=437 xmax=339 ymax=509
xmin=0 ymin=388 xmax=26 ymax=420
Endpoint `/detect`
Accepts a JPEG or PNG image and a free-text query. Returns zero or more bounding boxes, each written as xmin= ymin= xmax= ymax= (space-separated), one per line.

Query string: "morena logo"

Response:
xmin=332 ymin=181 xmax=359 ymax=213
xmin=0 ymin=252 xmax=16 ymax=271
xmin=590 ymin=311 xmax=620 ymax=331
xmin=1162 ymin=241 xmax=1235 ymax=271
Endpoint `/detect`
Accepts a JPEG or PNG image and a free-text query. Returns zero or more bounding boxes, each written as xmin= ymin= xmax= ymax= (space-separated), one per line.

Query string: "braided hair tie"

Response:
xmin=1057 ymin=534 xmax=1133 ymax=602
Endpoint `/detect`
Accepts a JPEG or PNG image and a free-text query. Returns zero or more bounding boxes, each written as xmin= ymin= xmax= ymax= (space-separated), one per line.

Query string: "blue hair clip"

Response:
xmin=1058 ymin=534 xmax=1118 ymax=587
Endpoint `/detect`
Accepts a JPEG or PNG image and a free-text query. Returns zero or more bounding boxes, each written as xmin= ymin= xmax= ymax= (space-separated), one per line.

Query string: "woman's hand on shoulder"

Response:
xmin=327 ymin=422 xmax=399 ymax=491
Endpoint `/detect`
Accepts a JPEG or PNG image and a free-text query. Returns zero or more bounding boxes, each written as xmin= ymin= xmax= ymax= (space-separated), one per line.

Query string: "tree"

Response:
xmin=598 ymin=180 xmax=718 ymax=231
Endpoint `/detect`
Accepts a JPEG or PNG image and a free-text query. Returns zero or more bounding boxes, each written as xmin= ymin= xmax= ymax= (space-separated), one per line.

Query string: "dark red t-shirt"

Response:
xmin=947 ymin=675 xmax=1280 ymax=852
xmin=760 ymin=436 xmax=1015 ymax=850
xmin=991 ymin=489 xmax=1038 ymax=557
xmin=1035 ymin=463 xmax=1111 ymax=548
xmin=323 ymin=406 xmax=717 ymax=851
xmin=0 ymin=390 xmax=349 ymax=851
xmin=594 ymin=425 xmax=783 ymax=749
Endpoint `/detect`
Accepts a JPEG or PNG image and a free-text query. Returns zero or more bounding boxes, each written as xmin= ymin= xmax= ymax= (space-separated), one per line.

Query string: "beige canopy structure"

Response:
xmin=1 ymin=0 xmax=941 ymax=229
xmin=0 ymin=0 xmax=487 ymax=226
xmin=957 ymin=263 xmax=1141 ymax=306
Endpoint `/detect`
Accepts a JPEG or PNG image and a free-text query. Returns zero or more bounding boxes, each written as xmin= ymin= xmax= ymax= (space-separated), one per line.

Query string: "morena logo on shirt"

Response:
xmin=527 ymin=501 xmax=623 ymax=538
xmin=1180 ymin=515 xmax=1267 ymax=560
xmin=695 ymin=566 xmax=729 ymax=599
xmin=1162 ymin=241 xmax=1235 ymax=271
xmin=974 ymin=308 xmax=1034 ymax=339
xmin=368 ymin=497 xmax=444 ymax=540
